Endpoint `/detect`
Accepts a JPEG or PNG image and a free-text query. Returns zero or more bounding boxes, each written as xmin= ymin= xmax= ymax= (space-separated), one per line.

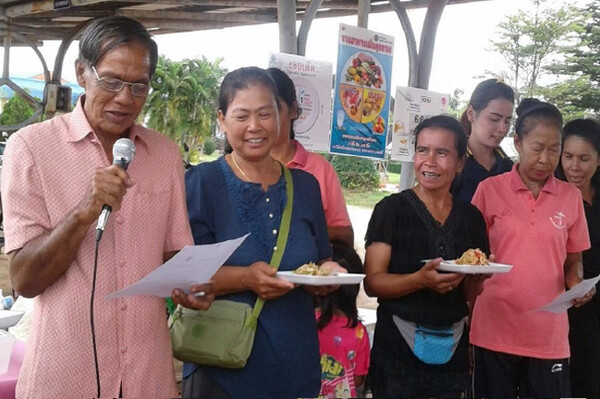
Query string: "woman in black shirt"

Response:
xmin=365 ymin=115 xmax=490 ymax=398
xmin=557 ymin=118 xmax=600 ymax=398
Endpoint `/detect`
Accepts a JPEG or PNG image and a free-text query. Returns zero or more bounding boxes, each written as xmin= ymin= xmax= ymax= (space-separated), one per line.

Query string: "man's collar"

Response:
xmin=66 ymin=95 xmax=149 ymax=149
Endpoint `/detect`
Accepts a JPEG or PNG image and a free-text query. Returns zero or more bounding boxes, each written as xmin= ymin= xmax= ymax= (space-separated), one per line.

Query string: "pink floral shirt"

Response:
xmin=1 ymin=99 xmax=193 ymax=398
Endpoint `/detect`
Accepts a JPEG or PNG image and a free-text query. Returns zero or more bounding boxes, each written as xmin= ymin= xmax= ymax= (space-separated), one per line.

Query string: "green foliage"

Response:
xmin=545 ymin=1 xmax=600 ymax=118
xmin=447 ymin=88 xmax=466 ymax=119
xmin=387 ymin=161 xmax=402 ymax=174
xmin=203 ymin=140 xmax=216 ymax=155
xmin=0 ymin=95 xmax=35 ymax=125
xmin=331 ymin=155 xmax=379 ymax=191
xmin=489 ymin=0 xmax=580 ymax=100
xmin=143 ymin=56 xmax=227 ymax=153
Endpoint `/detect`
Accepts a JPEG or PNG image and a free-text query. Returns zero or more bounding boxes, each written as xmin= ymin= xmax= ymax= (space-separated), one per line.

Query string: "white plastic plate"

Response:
xmin=0 ymin=310 xmax=25 ymax=329
xmin=438 ymin=261 xmax=513 ymax=274
xmin=276 ymin=271 xmax=365 ymax=286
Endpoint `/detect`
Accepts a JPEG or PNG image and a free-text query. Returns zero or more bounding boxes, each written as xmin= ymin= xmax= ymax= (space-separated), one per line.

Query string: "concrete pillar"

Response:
xmin=357 ymin=0 xmax=370 ymax=28
xmin=277 ymin=0 xmax=297 ymax=54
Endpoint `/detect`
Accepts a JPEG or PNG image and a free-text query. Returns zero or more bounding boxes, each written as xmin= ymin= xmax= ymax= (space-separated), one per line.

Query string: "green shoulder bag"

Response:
xmin=169 ymin=165 xmax=293 ymax=369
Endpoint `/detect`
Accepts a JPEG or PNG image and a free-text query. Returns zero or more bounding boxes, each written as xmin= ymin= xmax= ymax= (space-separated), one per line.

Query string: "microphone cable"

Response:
xmin=91 ymin=236 xmax=101 ymax=397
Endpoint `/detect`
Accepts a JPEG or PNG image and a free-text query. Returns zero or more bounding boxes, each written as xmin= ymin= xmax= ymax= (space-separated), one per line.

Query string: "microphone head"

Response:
xmin=113 ymin=138 xmax=136 ymax=170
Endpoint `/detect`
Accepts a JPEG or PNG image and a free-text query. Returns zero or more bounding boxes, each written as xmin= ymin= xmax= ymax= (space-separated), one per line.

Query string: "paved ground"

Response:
xmin=348 ymin=205 xmax=378 ymax=310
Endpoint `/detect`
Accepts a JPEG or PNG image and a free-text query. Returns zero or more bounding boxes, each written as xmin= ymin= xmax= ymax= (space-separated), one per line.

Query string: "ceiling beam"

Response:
xmin=119 ymin=9 xmax=277 ymax=23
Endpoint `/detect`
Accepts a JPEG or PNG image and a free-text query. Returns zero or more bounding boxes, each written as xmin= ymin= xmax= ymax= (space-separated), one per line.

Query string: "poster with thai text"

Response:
xmin=269 ymin=53 xmax=333 ymax=152
xmin=329 ymin=24 xmax=394 ymax=159
xmin=391 ymin=87 xmax=449 ymax=162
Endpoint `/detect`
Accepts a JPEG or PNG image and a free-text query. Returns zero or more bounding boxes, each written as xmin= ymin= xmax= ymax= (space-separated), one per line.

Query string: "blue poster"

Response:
xmin=330 ymin=24 xmax=394 ymax=159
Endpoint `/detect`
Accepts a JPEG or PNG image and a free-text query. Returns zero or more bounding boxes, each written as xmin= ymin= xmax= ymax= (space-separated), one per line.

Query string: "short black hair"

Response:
xmin=218 ymin=67 xmax=278 ymax=116
xmin=414 ymin=115 xmax=468 ymax=159
xmin=78 ymin=15 xmax=158 ymax=77
xmin=266 ymin=67 xmax=299 ymax=140
xmin=515 ymin=98 xmax=563 ymax=139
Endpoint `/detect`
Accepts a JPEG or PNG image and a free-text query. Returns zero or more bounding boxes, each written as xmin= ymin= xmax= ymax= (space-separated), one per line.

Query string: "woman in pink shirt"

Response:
xmin=470 ymin=98 xmax=594 ymax=398
xmin=267 ymin=67 xmax=354 ymax=248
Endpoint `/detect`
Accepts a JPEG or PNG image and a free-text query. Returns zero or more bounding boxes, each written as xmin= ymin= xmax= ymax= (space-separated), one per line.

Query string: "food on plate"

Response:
xmin=455 ymin=248 xmax=489 ymax=265
xmin=344 ymin=52 xmax=384 ymax=88
xmin=362 ymin=90 xmax=385 ymax=118
xmin=372 ymin=116 xmax=386 ymax=134
xmin=293 ymin=262 xmax=333 ymax=276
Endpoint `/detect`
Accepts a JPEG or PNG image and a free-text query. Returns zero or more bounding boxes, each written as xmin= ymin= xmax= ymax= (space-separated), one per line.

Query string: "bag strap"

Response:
xmin=246 ymin=164 xmax=293 ymax=327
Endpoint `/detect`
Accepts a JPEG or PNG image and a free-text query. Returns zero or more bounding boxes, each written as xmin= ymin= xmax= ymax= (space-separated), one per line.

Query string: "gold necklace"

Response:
xmin=230 ymin=152 xmax=251 ymax=182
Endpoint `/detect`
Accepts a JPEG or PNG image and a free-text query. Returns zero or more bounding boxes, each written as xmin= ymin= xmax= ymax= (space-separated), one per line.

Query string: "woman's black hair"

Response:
xmin=78 ymin=15 xmax=158 ymax=77
xmin=414 ymin=114 xmax=468 ymax=159
xmin=266 ymin=67 xmax=300 ymax=140
xmin=557 ymin=118 xmax=600 ymax=188
xmin=219 ymin=67 xmax=279 ymax=153
xmin=316 ymin=241 xmax=363 ymax=330
xmin=514 ymin=98 xmax=563 ymax=139
xmin=460 ymin=78 xmax=515 ymax=136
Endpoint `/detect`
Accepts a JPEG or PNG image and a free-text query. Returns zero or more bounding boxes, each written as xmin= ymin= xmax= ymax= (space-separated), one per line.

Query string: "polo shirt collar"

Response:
xmin=509 ymin=163 xmax=557 ymax=195
xmin=466 ymin=146 xmax=508 ymax=159
xmin=66 ymin=95 xmax=149 ymax=150
xmin=288 ymin=139 xmax=308 ymax=168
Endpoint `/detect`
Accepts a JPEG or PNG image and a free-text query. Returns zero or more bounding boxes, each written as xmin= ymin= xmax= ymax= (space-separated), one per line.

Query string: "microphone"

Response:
xmin=95 ymin=138 xmax=136 ymax=241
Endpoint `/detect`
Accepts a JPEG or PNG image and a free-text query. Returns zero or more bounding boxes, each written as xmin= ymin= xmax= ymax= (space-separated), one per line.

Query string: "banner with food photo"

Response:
xmin=329 ymin=23 xmax=394 ymax=159
xmin=268 ymin=52 xmax=333 ymax=152
xmin=391 ymin=87 xmax=449 ymax=162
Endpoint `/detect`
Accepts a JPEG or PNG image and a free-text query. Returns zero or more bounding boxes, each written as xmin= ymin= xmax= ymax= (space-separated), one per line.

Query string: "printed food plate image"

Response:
xmin=361 ymin=88 xmax=386 ymax=124
xmin=342 ymin=51 xmax=386 ymax=90
xmin=276 ymin=272 xmax=366 ymax=286
xmin=339 ymin=84 xmax=363 ymax=123
xmin=437 ymin=261 xmax=513 ymax=274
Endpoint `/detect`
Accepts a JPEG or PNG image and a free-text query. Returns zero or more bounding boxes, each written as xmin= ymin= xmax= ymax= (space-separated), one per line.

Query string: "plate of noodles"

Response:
xmin=437 ymin=248 xmax=513 ymax=274
xmin=277 ymin=262 xmax=365 ymax=286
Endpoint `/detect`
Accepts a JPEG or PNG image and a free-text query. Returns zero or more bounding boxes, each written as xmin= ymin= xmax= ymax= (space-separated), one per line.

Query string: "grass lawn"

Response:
xmin=343 ymin=189 xmax=390 ymax=208
xmin=387 ymin=172 xmax=400 ymax=185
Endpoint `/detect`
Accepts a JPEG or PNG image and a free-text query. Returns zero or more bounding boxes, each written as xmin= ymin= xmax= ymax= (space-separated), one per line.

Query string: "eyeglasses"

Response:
xmin=91 ymin=66 xmax=151 ymax=97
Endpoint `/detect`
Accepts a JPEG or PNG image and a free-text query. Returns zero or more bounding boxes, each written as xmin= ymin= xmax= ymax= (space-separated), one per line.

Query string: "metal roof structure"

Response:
xmin=0 ymin=0 xmax=493 ymax=133
xmin=0 ymin=0 xmax=490 ymax=41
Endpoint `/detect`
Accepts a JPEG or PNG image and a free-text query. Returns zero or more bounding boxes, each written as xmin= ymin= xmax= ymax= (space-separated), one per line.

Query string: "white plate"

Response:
xmin=0 ymin=310 xmax=25 ymax=329
xmin=438 ymin=261 xmax=513 ymax=274
xmin=276 ymin=271 xmax=365 ymax=286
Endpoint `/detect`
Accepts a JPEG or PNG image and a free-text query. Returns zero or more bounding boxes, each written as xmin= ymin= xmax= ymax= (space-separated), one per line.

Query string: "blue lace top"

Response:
xmin=183 ymin=156 xmax=331 ymax=398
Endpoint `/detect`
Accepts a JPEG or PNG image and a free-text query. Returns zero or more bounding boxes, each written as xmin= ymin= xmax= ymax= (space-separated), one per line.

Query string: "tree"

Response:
xmin=143 ymin=56 xmax=227 ymax=155
xmin=543 ymin=1 xmax=600 ymax=119
xmin=0 ymin=94 xmax=36 ymax=126
xmin=489 ymin=0 xmax=579 ymax=101
xmin=447 ymin=88 xmax=466 ymax=119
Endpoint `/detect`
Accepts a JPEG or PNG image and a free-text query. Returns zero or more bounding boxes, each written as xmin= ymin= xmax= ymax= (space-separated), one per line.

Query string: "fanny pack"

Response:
xmin=169 ymin=165 xmax=293 ymax=369
xmin=393 ymin=315 xmax=466 ymax=365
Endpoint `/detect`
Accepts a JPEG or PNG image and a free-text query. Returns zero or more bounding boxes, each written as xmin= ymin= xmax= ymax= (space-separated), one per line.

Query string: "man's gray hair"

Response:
xmin=78 ymin=15 xmax=158 ymax=77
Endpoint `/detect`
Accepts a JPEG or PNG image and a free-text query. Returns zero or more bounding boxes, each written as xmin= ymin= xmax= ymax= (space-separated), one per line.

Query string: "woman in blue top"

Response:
xmin=173 ymin=67 xmax=340 ymax=398
xmin=451 ymin=79 xmax=515 ymax=202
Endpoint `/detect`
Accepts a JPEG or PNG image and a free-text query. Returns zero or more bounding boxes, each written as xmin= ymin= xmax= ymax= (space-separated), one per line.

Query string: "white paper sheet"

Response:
xmin=106 ymin=234 xmax=249 ymax=299
xmin=536 ymin=275 xmax=600 ymax=313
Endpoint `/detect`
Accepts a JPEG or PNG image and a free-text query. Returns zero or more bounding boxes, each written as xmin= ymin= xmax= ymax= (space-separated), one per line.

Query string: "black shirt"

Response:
xmin=451 ymin=148 xmax=513 ymax=203
xmin=365 ymin=189 xmax=490 ymax=327
xmin=582 ymin=183 xmax=600 ymax=310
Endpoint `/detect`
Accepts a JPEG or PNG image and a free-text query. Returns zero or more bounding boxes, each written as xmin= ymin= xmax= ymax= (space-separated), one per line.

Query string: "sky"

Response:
xmin=2 ymin=0 xmax=588 ymax=101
